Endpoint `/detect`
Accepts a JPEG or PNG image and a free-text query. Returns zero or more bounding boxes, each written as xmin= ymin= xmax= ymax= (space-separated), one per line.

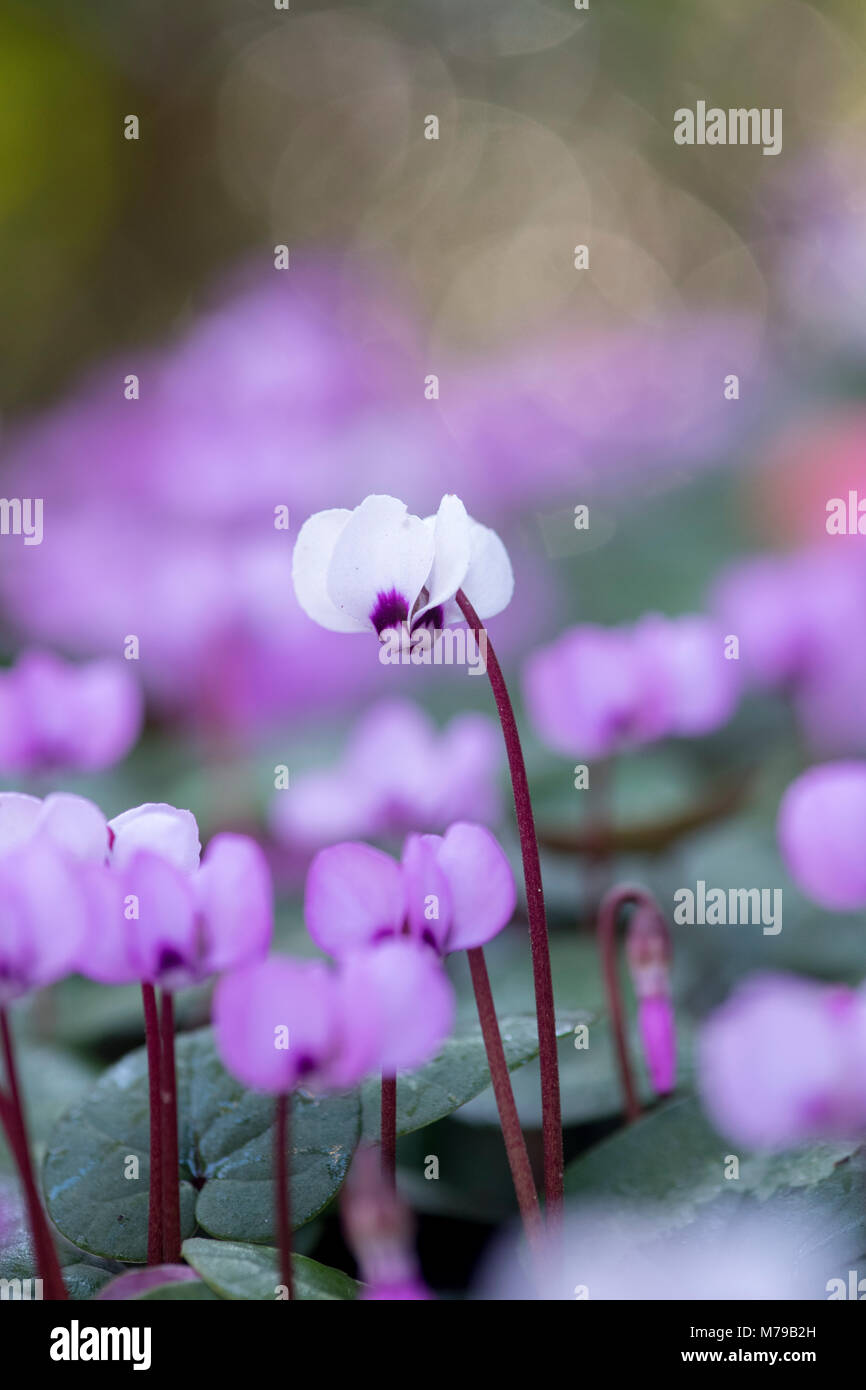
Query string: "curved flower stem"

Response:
xmin=0 ymin=1009 xmax=67 ymax=1300
xmin=467 ymin=947 xmax=543 ymax=1246
xmin=597 ymin=884 xmax=665 ymax=1124
xmin=456 ymin=589 xmax=563 ymax=1212
xmin=275 ymin=1093 xmax=294 ymax=1299
xmin=159 ymin=990 xmax=181 ymax=1263
xmin=141 ymin=984 xmax=163 ymax=1264
xmin=380 ymin=1074 xmax=397 ymax=1188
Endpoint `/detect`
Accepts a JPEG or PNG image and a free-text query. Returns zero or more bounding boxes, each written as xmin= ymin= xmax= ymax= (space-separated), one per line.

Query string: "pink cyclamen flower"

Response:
xmin=213 ymin=945 xmax=455 ymax=1094
xmin=81 ymin=802 xmax=272 ymax=989
xmin=712 ymin=549 xmax=866 ymax=753
xmin=270 ymin=699 xmax=503 ymax=851
xmin=523 ymin=614 xmax=738 ymax=760
xmin=625 ymin=902 xmax=675 ymax=1096
xmin=292 ymin=493 xmax=513 ymax=635
xmin=0 ymin=792 xmax=108 ymax=1003
xmin=698 ymin=973 xmax=866 ymax=1148
xmin=304 ymin=822 xmax=516 ymax=960
xmin=342 ymin=1146 xmax=433 ymax=1301
xmin=0 ymin=650 xmax=143 ymax=775
xmin=777 ymin=762 xmax=866 ymax=910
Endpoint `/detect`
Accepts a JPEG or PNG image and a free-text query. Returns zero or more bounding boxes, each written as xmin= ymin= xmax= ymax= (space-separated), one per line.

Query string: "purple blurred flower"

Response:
xmin=636 ymin=997 xmax=675 ymax=1097
xmin=107 ymin=802 xmax=200 ymax=872
xmin=0 ymin=791 xmax=107 ymax=1003
xmin=98 ymin=1266 xmax=203 ymax=1300
xmin=698 ymin=973 xmax=866 ymax=1148
xmin=442 ymin=313 xmax=765 ymax=511
xmin=82 ymin=807 xmax=272 ymax=990
xmin=777 ymin=762 xmax=866 ymax=910
xmin=304 ymin=822 xmax=516 ymax=959
xmin=332 ymin=941 xmax=455 ymax=1081
xmin=94 ymin=841 xmax=270 ymax=991
xmin=214 ymin=957 xmax=343 ymax=1094
xmin=292 ymin=493 xmax=513 ymax=636
xmin=712 ymin=548 xmax=866 ymax=753
xmin=523 ymin=613 xmax=739 ymax=760
xmin=0 ymin=265 xmax=440 ymax=734
xmin=360 ymin=1279 xmax=431 ymax=1301
xmin=270 ymin=699 xmax=502 ymax=851
xmin=0 ymin=651 xmax=142 ymax=776
xmin=342 ymin=1146 xmax=433 ymax=1301
xmin=475 ymin=1200 xmax=835 ymax=1300
xmin=625 ymin=903 xmax=675 ymax=1097
xmin=213 ymin=944 xmax=454 ymax=1094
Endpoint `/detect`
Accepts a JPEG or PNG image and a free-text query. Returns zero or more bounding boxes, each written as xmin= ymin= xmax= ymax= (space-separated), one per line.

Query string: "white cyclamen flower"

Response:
xmin=292 ymin=494 xmax=513 ymax=634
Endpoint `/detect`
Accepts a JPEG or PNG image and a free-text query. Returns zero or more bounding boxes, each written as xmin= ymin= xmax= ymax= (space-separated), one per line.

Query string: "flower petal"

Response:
xmin=442 ymin=519 xmax=513 ymax=624
xmin=194 ymin=833 xmax=273 ymax=974
xmin=0 ymin=794 xmax=43 ymax=853
xmin=778 ymin=762 xmax=866 ymax=909
xmin=400 ymin=833 xmax=453 ymax=952
xmin=109 ymin=803 xmax=201 ymax=872
xmin=292 ymin=508 xmax=366 ymax=633
xmin=37 ymin=793 xmax=110 ymax=862
xmin=214 ymin=957 xmax=339 ymax=1094
xmin=122 ymin=850 xmax=198 ymax=986
xmin=414 ymin=494 xmax=471 ymax=622
xmin=0 ymin=841 xmax=91 ymax=1001
xmin=436 ymin=822 xmax=516 ymax=952
xmin=77 ymin=865 xmax=138 ymax=985
xmin=638 ymin=996 xmax=676 ymax=1096
xmin=68 ymin=659 xmax=144 ymax=770
xmin=305 ymin=841 xmax=406 ymax=957
xmin=334 ymin=940 xmax=455 ymax=1080
xmin=325 ymin=495 xmax=434 ymax=633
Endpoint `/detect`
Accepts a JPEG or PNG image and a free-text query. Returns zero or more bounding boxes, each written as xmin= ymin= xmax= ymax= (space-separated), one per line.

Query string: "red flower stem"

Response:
xmin=275 ymin=1092 xmax=294 ymax=1299
xmin=456 ymin=589 xmax=563 ymax=1212
xmin=0 ymin=1009 xmax=67 ymax=1300
xmin=467 ymin=947 xmax=543 ymax=1247
xmin=597 ymin=884 xmax=652 ymax=1123
xmin=141 ymin=984 xmax=164 ymax=1264
xmin=380 ymin=1074 xmax=397 ymax=1188
xmin=159 ymin=990 xmax=181 ymax=1263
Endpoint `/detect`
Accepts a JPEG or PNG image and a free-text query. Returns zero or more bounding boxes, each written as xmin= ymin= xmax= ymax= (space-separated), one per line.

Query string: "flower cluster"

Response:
xmin=0 ymin=651 xmax=142 ymax=776
xmin=270 ymin=698 xmax=502 ymax=853
xmin=523 ymin=612 xmax=739 ymax=760
xmin=712 ymin=548 xmax=866 ymax=753
xmin=0 ymin=792 xmax=271 ymax=1003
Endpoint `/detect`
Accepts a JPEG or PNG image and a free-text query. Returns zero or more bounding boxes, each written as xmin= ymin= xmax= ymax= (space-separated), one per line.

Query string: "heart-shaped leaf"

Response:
xmin=182 ymin=1237 xmax=360 ymax=1300
xmin=563 ymin=1093 xmax=861 ymax=1235
xmin=44 ymin=1011 xmax=585 ymax=1261
xmin=0 ymin=1044 xmax=98 ymax=1175
xmin=0 ymin=1176 xmax=112 ymax=1299
xmin=43 ymin=1028 xmax=360 ymax=1260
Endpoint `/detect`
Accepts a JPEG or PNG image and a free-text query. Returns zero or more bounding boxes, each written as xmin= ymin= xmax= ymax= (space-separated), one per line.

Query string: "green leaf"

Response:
xmin=182 ymin=1237 xmax=360 ymax=1301
xmin=44 ymin=1027 xmax=360 ymax=1260
xmin=0 ymin=1043 xmax=98 ymax=1174
xmin=563 ymin=1094 xmax=861 ymax=1236
xmin=0 ymin=1176 xmax=112 ymax=1298
xmin=44 ymin=1010 xmax=585 ymax=1261
xmin=360 ymin=1012 xmax=588 ymax=1139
